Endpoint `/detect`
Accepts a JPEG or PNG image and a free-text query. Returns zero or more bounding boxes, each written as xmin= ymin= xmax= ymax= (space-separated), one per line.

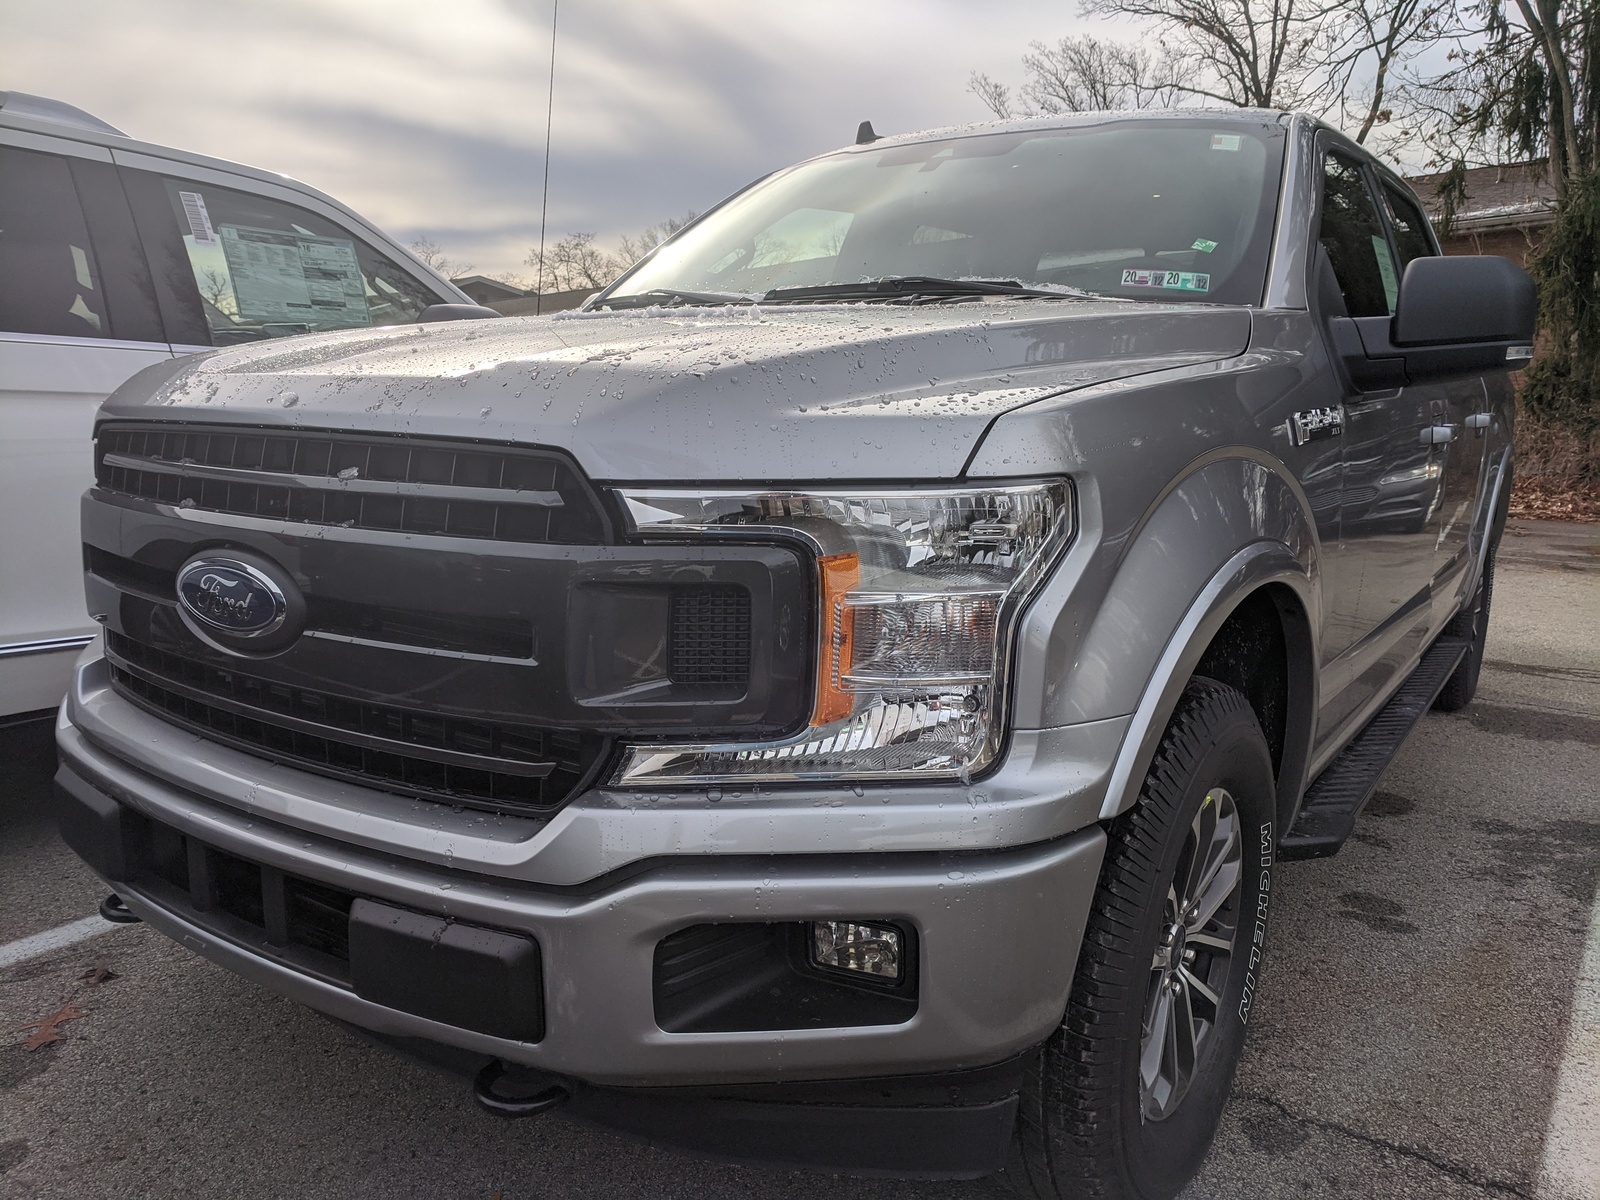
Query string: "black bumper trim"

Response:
xmin=337 ymin=1019 xmax=1025 ymax=1179
xmin=54 ymin=764 xmax=546 ymax=1042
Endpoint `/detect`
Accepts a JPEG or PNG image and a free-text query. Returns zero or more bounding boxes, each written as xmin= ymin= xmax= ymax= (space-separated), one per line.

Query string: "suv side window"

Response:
xmin=1318 ymin=152 xmax=1398 ymax=317
xmin=1380 ymin=183 xmax=1436 ymax=269
xmin=121 ymin=170 xmax=440 ymax=346
xmin=0 ymin=145 xmax=113 ymax=339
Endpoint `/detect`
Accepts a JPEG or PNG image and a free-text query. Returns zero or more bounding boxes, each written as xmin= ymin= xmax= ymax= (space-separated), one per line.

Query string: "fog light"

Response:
xmin=811 ymin=921 xmax=902 ymax=981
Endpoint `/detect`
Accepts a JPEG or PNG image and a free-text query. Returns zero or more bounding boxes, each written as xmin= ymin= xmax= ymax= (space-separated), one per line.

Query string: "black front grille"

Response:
xmin=309 ymin=595 xmax=534 ymax=659
xmin=94 ymin=423 xmax=610 ymax=545
xmin=106 ymin=631 xmax=608 ymax=813
xmin=86 ymin=547 xmax=536 ymax=660
xmin=670 ymin=586 xmax=751 ymax=684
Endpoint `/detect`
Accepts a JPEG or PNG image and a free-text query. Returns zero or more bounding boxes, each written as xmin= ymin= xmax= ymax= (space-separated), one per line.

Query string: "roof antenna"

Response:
xmin=535 ymin=0 xmax=559 ymax=315
xmin=855 ymin=120 xmax=880 ymax=145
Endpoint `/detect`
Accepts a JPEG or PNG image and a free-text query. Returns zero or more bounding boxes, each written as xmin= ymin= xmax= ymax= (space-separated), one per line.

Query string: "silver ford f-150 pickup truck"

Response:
xmin=54 ymin=110 xmax=1534 ymax=1199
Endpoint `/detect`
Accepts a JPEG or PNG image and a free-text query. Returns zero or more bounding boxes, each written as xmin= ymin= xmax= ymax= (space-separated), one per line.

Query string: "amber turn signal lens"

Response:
xmin=813 ymin=552 xmax=859 ymax=725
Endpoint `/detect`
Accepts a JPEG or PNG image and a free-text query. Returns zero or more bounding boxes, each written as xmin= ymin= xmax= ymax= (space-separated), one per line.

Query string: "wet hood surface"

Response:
xmin=109 ymin=300 xmax=1253 ymax=481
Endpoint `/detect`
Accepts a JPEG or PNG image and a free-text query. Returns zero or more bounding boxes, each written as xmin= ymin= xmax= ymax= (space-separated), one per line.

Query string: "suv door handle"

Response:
xmin=1465 ymin=412 xmax=1492 ymax=436
xmin=1420 ymin=425 xmax=1457 ymax=445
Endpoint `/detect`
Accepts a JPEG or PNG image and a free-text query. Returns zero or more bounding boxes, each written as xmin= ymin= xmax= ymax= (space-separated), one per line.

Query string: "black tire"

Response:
xmin=1433 ymin=549 xmax=1495 ymax=713
xmin=1008 ymin=678 xmax=1277 ymax=1200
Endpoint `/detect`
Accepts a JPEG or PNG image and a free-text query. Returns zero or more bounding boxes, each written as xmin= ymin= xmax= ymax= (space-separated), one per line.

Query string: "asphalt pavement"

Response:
xmin=2 ymin=519 xmax=1597 ymax=1200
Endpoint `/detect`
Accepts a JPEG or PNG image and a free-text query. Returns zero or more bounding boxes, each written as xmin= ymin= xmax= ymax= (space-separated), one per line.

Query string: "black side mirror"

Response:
xmin=1393 ymin=256 xmax=1537 ymax=346
xmin=1330 ymin=255 xmax=1537 ymax=390
xmin=418 ymin=303 xmax=502 ymax=323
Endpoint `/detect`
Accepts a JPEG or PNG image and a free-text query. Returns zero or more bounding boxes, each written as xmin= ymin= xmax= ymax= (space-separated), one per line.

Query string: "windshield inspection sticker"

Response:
xmin=1211 ymin=133 xmax=1243 ymax=152
xmin=1191 ymin=238 xmax=1219 ymax=253
xmin=1122 ymin=269 xmax=1211 ymax=293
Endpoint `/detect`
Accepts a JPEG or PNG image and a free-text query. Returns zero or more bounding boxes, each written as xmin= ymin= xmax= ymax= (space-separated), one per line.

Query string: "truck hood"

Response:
xmin=109 ymin=301 xmax=1251 ymax=481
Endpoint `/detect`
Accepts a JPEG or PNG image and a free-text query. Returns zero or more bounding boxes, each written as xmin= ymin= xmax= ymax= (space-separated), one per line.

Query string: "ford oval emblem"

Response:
xmin=176 ymin=558 xmax=288 ymax=638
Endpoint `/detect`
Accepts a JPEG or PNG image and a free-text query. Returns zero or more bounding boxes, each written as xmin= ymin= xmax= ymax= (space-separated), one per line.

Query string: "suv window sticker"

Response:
xmin=218 ymin=224 xmax=371 ymax=330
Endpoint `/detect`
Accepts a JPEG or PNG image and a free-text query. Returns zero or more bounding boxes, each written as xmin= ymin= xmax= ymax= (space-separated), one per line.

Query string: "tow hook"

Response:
xmin=99 ymin=893 xmax=140 ymax=924
xmin=472 ymin=1059 xmax=570 ymax=1118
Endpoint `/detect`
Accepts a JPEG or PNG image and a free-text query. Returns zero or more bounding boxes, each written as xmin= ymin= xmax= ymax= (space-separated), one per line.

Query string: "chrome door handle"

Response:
xmin=1420 ymin=425 xmax=1457 ymax=446
xmin=1465 ymin=412 xmax=1492 ymax=436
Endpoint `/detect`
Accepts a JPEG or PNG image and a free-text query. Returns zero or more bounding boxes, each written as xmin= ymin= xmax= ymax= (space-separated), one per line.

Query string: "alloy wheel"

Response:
xmin=1139 ymin=786 xmax=1244 ymax=1122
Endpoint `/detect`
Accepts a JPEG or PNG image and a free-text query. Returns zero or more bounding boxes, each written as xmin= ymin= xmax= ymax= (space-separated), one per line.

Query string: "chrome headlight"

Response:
xmin=611 ymin=481 xmax=1073 ymax=785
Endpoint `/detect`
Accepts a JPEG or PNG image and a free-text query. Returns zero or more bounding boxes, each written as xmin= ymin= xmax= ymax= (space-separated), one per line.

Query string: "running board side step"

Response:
xmin=1280 ymin=636 xmax=1469 ymax=860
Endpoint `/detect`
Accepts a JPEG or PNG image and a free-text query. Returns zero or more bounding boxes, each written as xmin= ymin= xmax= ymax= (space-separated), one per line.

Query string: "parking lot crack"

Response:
xmin=1233 ymin=1092 xmax=1535 ymax=1198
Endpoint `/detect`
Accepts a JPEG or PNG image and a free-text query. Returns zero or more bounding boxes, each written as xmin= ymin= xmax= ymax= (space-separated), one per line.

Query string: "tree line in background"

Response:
xmin=410 ymin=212 xmax=697 ymax=297
xmin=974 ymin=0 xmax=1599 ymax=477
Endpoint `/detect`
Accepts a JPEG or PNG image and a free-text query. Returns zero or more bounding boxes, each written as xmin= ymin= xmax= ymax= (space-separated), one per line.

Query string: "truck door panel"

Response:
xmin=1310 ymin=148 xmax=1437 ymax=751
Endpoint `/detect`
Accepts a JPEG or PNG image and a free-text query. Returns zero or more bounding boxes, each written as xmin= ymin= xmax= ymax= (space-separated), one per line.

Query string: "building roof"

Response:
xmin=1407 ymin=161 xmax=1557 ymax=233
xmin=451 ymin=275 xmax=527 ymax=300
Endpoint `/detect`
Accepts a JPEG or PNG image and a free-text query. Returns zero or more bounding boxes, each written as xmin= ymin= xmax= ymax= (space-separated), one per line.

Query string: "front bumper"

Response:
xmin=57 ymin=668 xmax=1108 ymax=1088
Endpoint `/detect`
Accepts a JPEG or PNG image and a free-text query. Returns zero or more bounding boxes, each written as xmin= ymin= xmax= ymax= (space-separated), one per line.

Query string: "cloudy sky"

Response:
xmin=3 ymin=0 xmax=1131 ymax=281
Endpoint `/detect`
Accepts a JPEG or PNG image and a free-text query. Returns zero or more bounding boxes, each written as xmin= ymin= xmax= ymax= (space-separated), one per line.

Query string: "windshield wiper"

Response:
xmin=761 ymin=276 xmax=1090 ymax=303
xmin=592 ymin=287 xmax=755 ymax=310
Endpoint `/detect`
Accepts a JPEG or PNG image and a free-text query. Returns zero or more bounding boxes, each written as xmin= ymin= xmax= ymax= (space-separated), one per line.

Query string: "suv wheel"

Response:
xmin=1008 ymin=678 xmax=1276 ymax=1200
xmin=1433 ymin=551 xmax=1495 ymax=712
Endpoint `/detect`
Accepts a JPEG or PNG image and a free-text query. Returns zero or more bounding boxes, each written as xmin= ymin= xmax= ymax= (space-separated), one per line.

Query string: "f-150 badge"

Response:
xmin=1288 ymin=407 xmax=1344 ymax=446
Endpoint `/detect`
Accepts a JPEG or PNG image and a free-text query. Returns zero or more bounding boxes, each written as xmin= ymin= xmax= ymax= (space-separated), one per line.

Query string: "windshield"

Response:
xmin=610 ymin=120 xmax=1285 ymax=307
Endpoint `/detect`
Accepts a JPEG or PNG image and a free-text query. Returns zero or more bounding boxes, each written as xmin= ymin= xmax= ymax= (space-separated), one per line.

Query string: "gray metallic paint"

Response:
xmin=60 ymin=705 xmax=1106 ymax=1084
xmin=58 ymin=109 xmax=1513 ymax=1085
xmin=99 ymin=303 xmax=1251 ymax=484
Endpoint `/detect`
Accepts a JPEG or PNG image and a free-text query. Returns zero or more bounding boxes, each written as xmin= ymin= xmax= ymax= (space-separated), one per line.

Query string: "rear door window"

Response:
xmin=121 ymin=171 xmax=442 ymax=346
xmin=1318 ymin=152 xmax=1398 ymax=317
xmin=0 ymin=145 xmax=113 ymax=339
xmin=1380 ymin=183 xmax=1437 ymax=270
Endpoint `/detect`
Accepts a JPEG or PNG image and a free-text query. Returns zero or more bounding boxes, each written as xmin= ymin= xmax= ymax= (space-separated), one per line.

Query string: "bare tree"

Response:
xmin=969 ymin=72 xmax=1018 ymax=119
xmin=973 ymin=0 xmax=1446 ymax=148
xmin=616 ymin=212 xmax=699 ymax=266
xmin=970 ymin=35 xmax=1175 ymax=118
xmin=527 ymin=232 xmax=620 ymax=292
xmin=525 ymin=214 xmax=702 ymax=294
xmin=1080 ymin=0 xmax=1319 ymax=108
xmin=197 ymin=269 xmax=234 ymax=314
xmin=408 ymin=237 xmax=475 ymax=280
xmin=1317 ymin=0 xmax=1455 ymax=145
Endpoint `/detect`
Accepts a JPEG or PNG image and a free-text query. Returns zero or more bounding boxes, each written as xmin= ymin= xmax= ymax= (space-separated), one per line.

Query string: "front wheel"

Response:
xmin=1009 ymin=678 xmax=1277 ymax=1200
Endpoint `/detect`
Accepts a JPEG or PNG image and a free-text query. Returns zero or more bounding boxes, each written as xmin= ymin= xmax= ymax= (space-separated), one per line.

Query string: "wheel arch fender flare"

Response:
xmin=1097 ymin=542 xmax=1318 ymax=828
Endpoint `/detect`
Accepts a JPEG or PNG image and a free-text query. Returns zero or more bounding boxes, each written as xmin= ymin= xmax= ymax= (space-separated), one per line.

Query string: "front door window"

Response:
xmin=129 ymin=173 xmax=440 ymax=345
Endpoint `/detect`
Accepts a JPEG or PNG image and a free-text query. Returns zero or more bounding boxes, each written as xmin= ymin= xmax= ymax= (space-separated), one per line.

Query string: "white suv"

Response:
xmin=0 ymin=92 xmax=469 ymax=718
